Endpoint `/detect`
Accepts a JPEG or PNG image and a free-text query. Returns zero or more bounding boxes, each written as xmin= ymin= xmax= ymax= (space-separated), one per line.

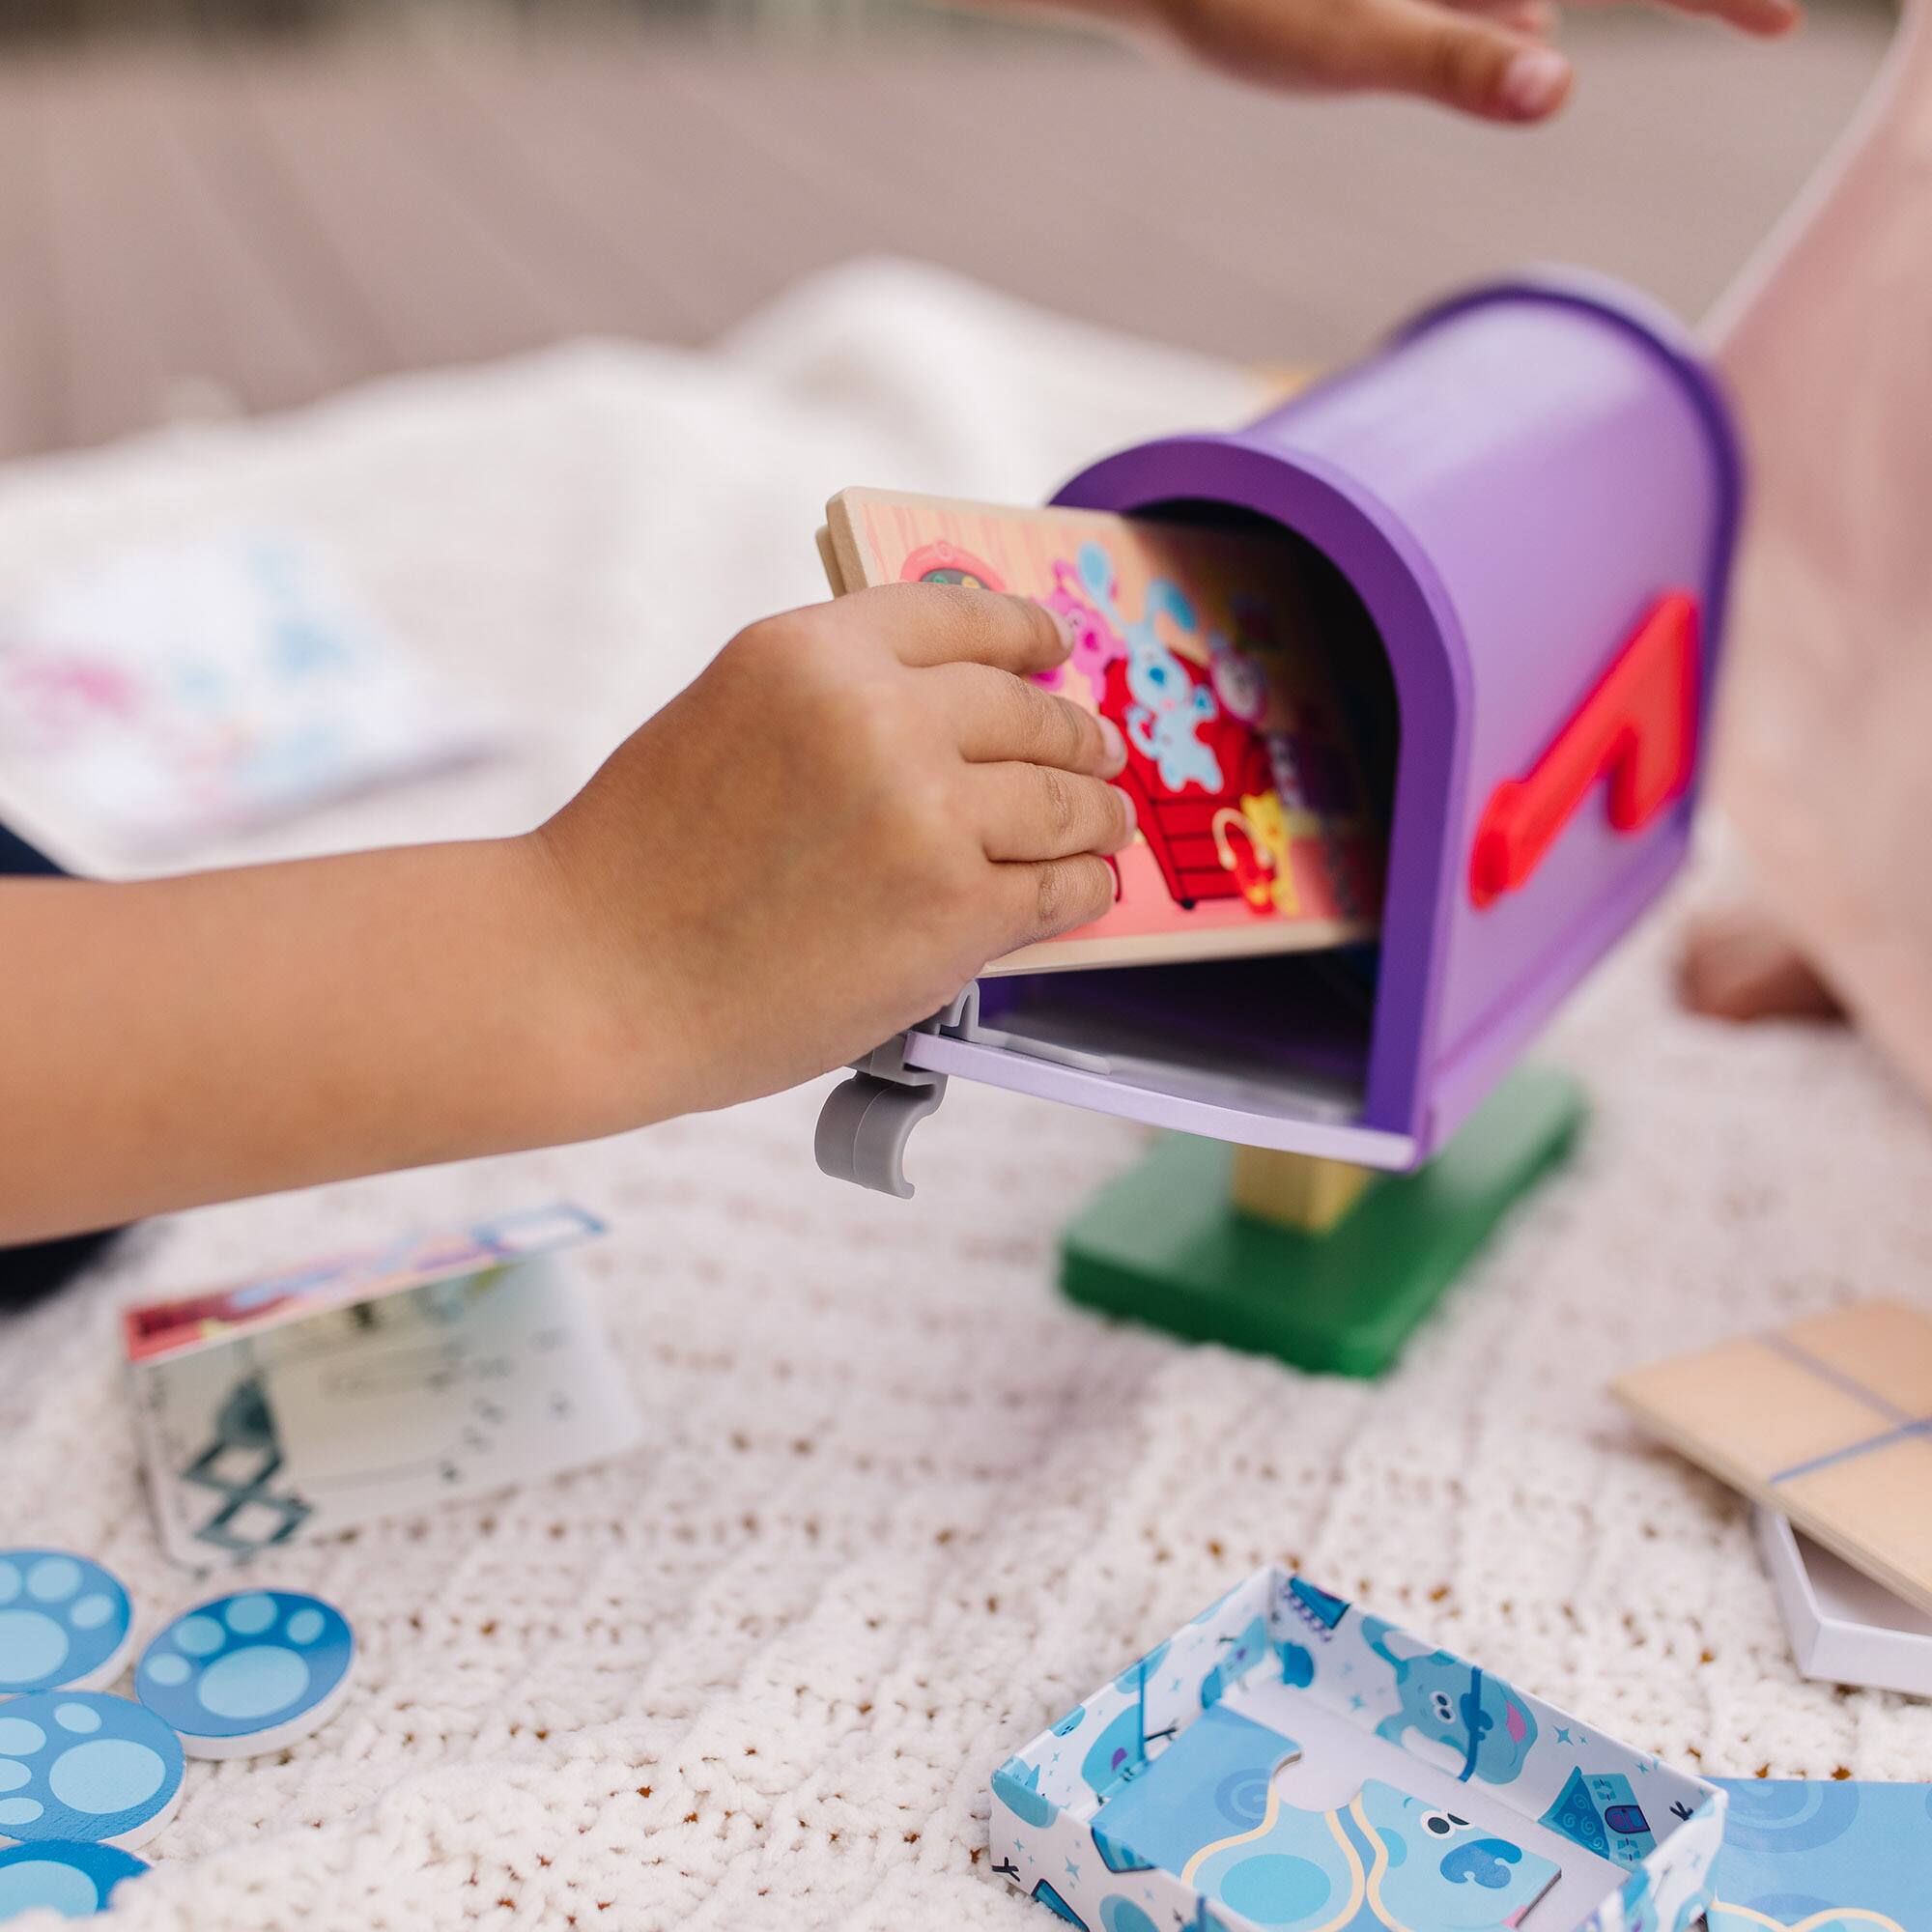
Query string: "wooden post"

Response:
xmin=1229 ymin=1147 xmax=1374 ymax=1236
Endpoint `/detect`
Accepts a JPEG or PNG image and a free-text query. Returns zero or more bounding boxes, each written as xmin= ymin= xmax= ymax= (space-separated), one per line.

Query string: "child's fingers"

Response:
xmin=1455 ymin=0 xmax=1557 ymax=35
xmin=1564 ymin=0 xmax=1797 ymax=32
xmin=1444 ymin=0 xmax=1554 ymax=26
xmin=1653 ymin=0 xmax=1801 ymax=36
xmin=976 ymin=764 xmax=1138 ymax=864
xmin=995 ymin=855 xmax=1119 ymax=952
xmin=857 ymin=582 xmax=1071 ymax=675
xmin=936 ymin=662 xmax=1129 ymax=777
xmin=1352 ymin=0 xmax=1574 ymax=119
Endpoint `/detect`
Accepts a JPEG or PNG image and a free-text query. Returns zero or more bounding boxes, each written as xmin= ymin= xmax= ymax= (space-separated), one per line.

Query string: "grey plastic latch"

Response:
xmin=814 ymin=986 xmax=979 ymax=1198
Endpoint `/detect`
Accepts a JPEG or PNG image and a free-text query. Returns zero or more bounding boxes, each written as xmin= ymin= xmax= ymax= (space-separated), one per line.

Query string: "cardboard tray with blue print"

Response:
xmin=990 ymin=1565 xmax=1723 ymax=1932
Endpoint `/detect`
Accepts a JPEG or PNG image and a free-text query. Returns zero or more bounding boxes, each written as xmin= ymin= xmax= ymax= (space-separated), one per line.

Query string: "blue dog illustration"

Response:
xmin=1359 ymin=1617 xmax=1538 ymax=1786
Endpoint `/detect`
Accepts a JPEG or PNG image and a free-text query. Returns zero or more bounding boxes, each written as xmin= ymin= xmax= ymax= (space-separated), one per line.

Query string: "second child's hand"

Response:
xmin=1037 ymin=0 xmax=1800 ymax=125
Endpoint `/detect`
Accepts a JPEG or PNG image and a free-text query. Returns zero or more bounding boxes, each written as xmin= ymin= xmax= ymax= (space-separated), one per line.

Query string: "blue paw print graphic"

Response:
xmin=1441 ymin=1836 xmax=1526 ymax=1889
xmin=0 ymin=1839 xmax=148 ymax=1918
xmin=0 ymin=1691 xmax=185 ymax=1850
xmin=0 ymin=1553 xmax=133 ymax=1699
xmin=136 ymin=1591 xmax=354 ymax=1759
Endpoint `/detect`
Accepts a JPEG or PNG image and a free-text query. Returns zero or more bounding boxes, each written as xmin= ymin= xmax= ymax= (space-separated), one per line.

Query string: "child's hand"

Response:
xmin=538 ymin=583 xmax=1135 ymax=1126
xmin=1057 ymin=0 xmax=1800 ymax=124
xmin=0 ymin=583 xmax=1132 ymax=1241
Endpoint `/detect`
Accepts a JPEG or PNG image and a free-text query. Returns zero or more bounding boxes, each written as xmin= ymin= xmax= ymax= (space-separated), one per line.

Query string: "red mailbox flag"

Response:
xmin=1469 ymin=590 xmax=1700 ymax=910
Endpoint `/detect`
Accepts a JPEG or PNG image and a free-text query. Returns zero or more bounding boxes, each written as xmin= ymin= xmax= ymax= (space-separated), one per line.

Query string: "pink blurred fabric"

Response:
xmin=1713 ymin=0 xmax=1932 ymax=1094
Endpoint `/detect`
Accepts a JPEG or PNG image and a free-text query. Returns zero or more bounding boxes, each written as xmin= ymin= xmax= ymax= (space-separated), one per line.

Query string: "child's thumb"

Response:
xmin=1360 ymin=0 xmax=1573 ymax=121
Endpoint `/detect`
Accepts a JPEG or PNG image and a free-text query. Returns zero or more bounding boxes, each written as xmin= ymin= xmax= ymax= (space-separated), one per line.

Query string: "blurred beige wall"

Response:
xmin=0 ymin=0 xmax=1877 ymax=44
xmin=0 ymin=0 xmax=1896 ymax=460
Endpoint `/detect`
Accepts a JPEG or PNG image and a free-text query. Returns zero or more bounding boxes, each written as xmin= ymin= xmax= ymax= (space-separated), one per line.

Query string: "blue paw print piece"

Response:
xmin=0 ymin=1691 xmax=184 ymax=1851
xmin=137 ymin=1590 xmax=354 ymax=1759
xmin=0 ymin=1554 xmax=133 ymax=1700
xmin=0 ymin=1840 xmax=147 ymax=1918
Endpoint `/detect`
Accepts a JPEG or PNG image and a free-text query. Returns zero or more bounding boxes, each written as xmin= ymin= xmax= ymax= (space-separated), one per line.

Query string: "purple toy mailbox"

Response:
xmin=817 ymin=272 xmax=1741 ymax=1199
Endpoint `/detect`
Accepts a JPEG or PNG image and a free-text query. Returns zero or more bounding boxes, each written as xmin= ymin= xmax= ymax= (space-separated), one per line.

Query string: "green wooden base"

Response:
xmin=1059 ymin=1065 xmax=1586 ymax=1378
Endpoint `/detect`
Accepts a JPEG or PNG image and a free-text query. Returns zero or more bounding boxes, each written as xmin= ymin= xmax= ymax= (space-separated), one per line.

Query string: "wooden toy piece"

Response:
xmin=813 ymin=524 xmax=845 ymax=596
xmin=135 ymin=1589 xmax=355 ymax=1760
xmin=1704 ymin=0 xmax=1932 ymax=1101
xmin=1061 ymin=1065 xmax=1585 ymax=1378
xmin=1612 ymin=1300 xmax=1932 ymax=1618
xmin=0 ymin=1842 xmax=148 ymax=1916
xmin=1229 ymin=1145 xmax=1374 ymax=1235
xmin=0 ymin=1690 xmax=185 ymax=1850
xmin=819 ymin=488 xmax=1383 ymax=977
xmin=0 ymin=1550 xmax=136 ymax=1697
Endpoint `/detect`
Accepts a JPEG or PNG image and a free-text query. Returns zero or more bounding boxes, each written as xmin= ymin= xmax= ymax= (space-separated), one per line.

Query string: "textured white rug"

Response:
xmin=2 ymin=260 xmax=1929 ymax=1932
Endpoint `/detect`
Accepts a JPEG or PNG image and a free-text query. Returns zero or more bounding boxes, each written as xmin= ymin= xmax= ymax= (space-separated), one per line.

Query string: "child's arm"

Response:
xmin=1027 ymin=0 xmax=1799 ymax=125
xmin=0 ymin=584 xmax=1133 ymax=1244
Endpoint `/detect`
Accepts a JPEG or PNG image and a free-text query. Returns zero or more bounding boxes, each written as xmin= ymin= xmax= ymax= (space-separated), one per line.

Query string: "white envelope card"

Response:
xmin=124 ymin=1205 xmax=640 ymax=1569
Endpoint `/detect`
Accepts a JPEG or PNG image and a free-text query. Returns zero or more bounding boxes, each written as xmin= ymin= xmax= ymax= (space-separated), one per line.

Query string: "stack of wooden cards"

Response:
xmin=819 ymin=490 xmax=1385 ymax=976
xmin=1612 ymin=1299 xmax=1932 ymax=1694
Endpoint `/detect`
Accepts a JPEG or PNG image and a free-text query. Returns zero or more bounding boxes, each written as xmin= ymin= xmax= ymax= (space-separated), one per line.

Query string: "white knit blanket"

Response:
xmin=2 ymin=261 xmax=1928 ymax=1932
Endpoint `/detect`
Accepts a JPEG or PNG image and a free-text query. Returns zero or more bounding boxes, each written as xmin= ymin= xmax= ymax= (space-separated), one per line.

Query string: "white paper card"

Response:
xmin=0 ymin=531 xmax=497 ymax=858
xmin=126 ymin=1207 xmax=640 ymax=1569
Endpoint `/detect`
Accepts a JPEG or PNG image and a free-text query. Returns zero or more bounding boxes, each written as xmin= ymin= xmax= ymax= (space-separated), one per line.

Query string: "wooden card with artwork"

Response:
xmin=1612 ymin=1299 xmax=1932 ymax=1616
xmin=820 ymin=489 xmax=1384 ymax=975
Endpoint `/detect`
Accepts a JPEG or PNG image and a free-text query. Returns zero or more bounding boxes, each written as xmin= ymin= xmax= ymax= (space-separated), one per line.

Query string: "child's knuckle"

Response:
xmin=1077 ymin=857 xmax=1114 ymax=919
xmin=908 ymin=582 xmax=977 ymax=653
xmin=907 ymin=772 xmax=964 ymax=854
xmin=1055 ymin=699 xmax=1097 ymax=769
xmin=1429 ymin=24 xmax=1492 ymax=102
xmin=923 ymin=846 xmax=982 ymax=927
xmin=1161 ymin=0 xmax=1224 ymax=59
xmin=1024 ymin=688 xmax=1083 ymax=769
xmin=1035 ymin=863 xmax=1070 ymax=932
xmin=723 ymin=616 xmax=782 ymax=685
xmin=743 ymin=621 xmax=838 ymax=717
xmin=1037 ymin=768 xmax=1077 ymax=840
xmin=841 ymin=685 xmax=915 ymax=778
xmin=1003 ymin=676 xmax=1047 ymax=750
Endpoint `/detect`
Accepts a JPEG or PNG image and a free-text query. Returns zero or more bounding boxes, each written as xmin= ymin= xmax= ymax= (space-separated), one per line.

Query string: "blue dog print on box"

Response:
xmin=1360 ymin=1617 xmax=1538 ymax=1786
xmin=1093 ymin=1706 xmax=1558 ymax=1932
xmin=1193 ymin=1780 xmax=1557 ymax=1932
xmin=1080 ymin=1642 xmax=1174 ymax=1800
xmin=992 ymin=1565 xmax=1720 ymax=1932
xmin=1199 ymin=1618 xmax=1272 ymax=1711
xmin=994 ymin=1757 xmax=1060 ymax=1831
